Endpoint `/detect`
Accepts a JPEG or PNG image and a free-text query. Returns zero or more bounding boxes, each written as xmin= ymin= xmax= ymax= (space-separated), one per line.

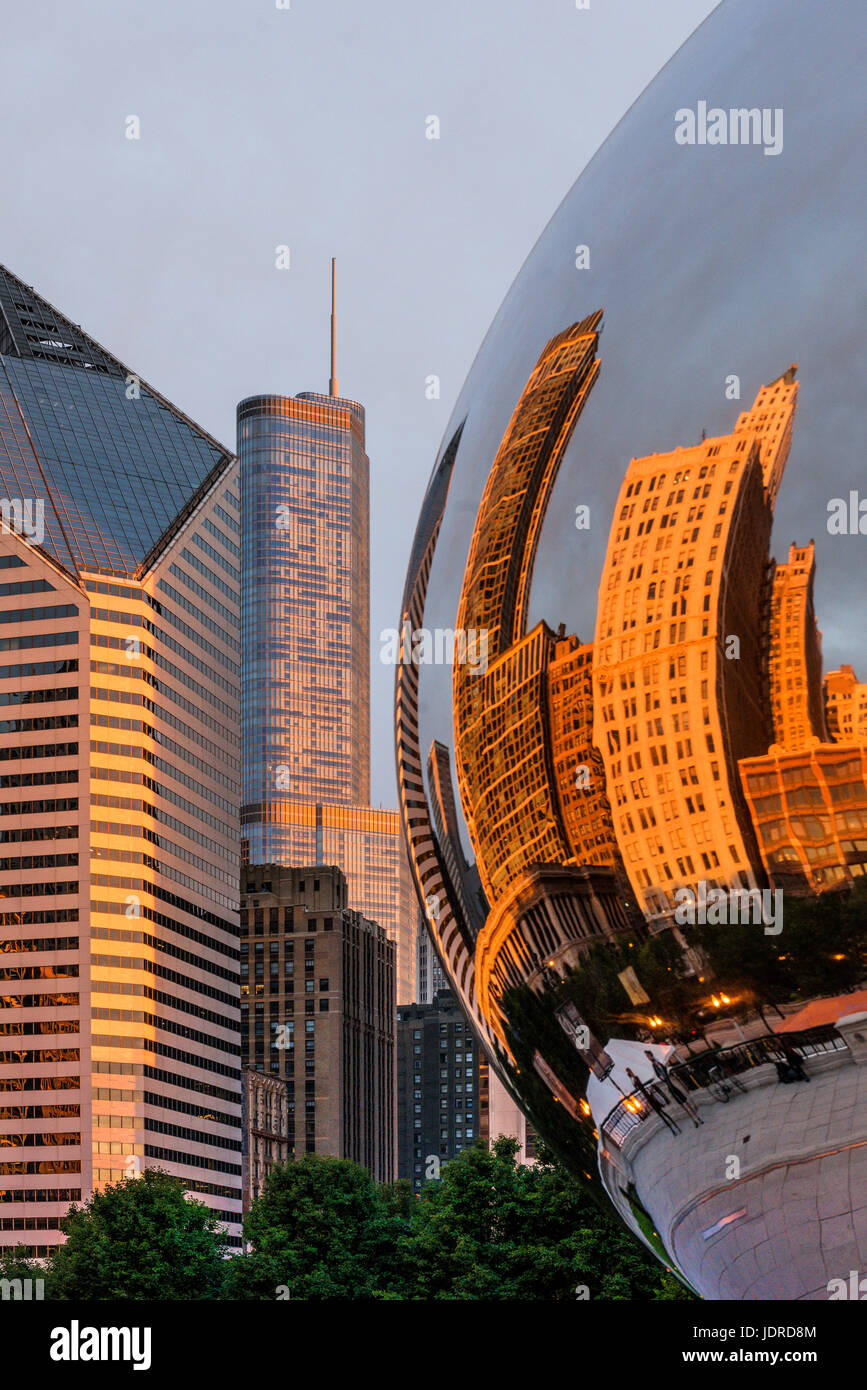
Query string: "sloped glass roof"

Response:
xmin=0 ymin=265 xmax=233 ymax=577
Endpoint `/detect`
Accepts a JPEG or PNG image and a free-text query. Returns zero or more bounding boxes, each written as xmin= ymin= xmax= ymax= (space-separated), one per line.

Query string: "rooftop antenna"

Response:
xmin=329 ymin=258 xmax=338 ymax=398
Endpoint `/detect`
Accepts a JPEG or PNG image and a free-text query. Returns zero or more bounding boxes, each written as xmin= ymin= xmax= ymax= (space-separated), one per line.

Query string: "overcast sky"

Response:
xmin=0 ymin=0 xmax=720 ymax=805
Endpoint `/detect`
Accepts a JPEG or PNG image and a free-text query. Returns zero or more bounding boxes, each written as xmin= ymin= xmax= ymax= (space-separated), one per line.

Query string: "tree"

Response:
xmin=225 ymin=1153 xmax=412 ymax=1300
xmin=48 ymin=1167 xmax=226 ymax=1300
xmin=404 ymin=1136 xmax=691 ymax=1300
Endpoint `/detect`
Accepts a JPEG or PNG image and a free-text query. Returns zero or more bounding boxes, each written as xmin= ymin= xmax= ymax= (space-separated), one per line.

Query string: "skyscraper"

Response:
xmin=453 ymin=315 xmax=603 ymax=906
xmin=0 ymin=265 xmax=242 ymax=1253
xmin=239 ymin=864 xmax=395 ymax=1180
xmin=239 ymin=264 xmax=415 ymax=1003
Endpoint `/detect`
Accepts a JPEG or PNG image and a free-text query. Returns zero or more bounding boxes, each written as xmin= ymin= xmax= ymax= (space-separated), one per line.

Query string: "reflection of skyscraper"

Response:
xmin=825 ymin=665 xmax=867 ymax=742
xmin=0 ymin=265 xmax=242 ymax=1253
xmin=451 ymin=315 xmax=639 ymax=1047
xmin=454 ymin=315 xmax=602 ymax=904
xmin=767 ymin=541 xmax=827 ymax=749
xmin=239 ymin=270 xmax=414 ymax=1002
xmin=592 ymin=373 xmax=798 ymax=920
xmin=427 ymin=740 xmax=486 ymax=936
xmin=547 ymin=632 xmax=623 ymax=872
xmin=739 ymin=746 xmax=867 ymax=892
xmin=394 ymin=421 xmax=496 ymax=1042
xmin=739 ymin=545 xmax=865 ymax=893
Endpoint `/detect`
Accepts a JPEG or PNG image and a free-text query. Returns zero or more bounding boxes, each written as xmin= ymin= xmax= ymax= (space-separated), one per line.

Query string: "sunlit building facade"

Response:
xmin=451 ymin=316 xmax=639 ymax=1046
xmin=0 ymin=265 xmax=242 ymax=1254
xmin=592 ymin=372 xmax=799 ymax=922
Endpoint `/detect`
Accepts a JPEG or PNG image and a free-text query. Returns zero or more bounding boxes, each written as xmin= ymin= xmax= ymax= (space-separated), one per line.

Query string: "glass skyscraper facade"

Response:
xmin=0 ymin=265 xmax=242 ymax=1253
xmin=239 ymin=385 xmax=416 ymax=1004
xmin=240 ymin=391 xmax=370 ymax=814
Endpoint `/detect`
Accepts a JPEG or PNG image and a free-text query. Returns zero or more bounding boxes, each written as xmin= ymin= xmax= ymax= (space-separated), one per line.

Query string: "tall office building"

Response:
xmin=592 ymin=370 xmax=799 ymax=922
xmin=239 ymin=864 xmax=395 ymax=1180
xmin=0 ymin=266 xmax=242 ymax=1253
xmin=239 ymin=265 xmax=415 ymax=1003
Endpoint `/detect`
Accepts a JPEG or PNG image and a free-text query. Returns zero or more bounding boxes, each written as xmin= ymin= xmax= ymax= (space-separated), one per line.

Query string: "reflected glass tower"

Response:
xmin=240 ymin=265 xmax=414 ymax=1002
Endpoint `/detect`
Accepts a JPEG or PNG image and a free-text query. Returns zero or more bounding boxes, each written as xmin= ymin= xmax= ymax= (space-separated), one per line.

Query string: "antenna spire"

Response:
xmin=329 ymin=258 xmax=338 ymax=398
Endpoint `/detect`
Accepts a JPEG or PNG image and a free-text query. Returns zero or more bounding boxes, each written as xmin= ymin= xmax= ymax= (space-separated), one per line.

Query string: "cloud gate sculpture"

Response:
xmin=395 ymin=0 xmax=867 ymax=1299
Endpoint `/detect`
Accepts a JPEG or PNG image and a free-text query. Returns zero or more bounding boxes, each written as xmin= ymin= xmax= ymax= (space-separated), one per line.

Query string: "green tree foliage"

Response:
xmin=402 ymin=1136 xmax=690 ymax=1300
xmin=223 ymin=1153 xmax=412 ymax=1300
xmin=48 ymin=1167 xmax=227 ymax=1300
xmin=229 ymin=1138 xmax=691 ymax=1301
xmin=20 ymin=1146 xmax=691 ymax=1301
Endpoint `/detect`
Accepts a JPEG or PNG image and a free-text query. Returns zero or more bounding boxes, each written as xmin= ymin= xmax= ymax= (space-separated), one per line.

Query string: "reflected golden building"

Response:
xmin=453 ymin=315 xmax=602 ymax=905
xmin=825 ymin=665 xmax=867 ymax=742
xmin=739 ymin=745 xmax=867 ymax=893
xmin=475 ymin=863 xmax=636 ymax=1043
xmin=767 ymin=541 xmax=828 ymax=749
xmin=452 ymin=315 xmax=639 ymax=1046
xmin=547 ymin=632 xmax=623 ymax=872
xmin=592 ymin=372 xmax=799 ymax=922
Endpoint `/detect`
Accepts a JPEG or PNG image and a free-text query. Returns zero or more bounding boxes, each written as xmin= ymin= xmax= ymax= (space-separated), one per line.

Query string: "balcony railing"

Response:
xmin=600 ymin=1024 xmax=847 ymax=1148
